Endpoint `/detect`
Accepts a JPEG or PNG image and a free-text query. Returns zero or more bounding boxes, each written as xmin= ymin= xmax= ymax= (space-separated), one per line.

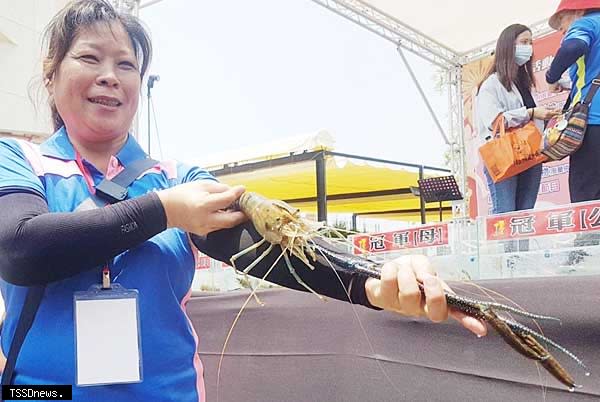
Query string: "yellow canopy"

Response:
xmin=213 ymin=154 xmax=452 ymax=222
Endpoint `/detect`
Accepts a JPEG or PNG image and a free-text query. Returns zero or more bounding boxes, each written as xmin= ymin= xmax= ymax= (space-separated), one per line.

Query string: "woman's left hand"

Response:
xmin=364 ymin=255 xmax=487 ymax=337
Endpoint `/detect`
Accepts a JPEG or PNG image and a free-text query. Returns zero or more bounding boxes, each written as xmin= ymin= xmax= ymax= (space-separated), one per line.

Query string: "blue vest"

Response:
xmin=0 ymin=127 xmax=213 ymax=401
xmin=566 ymin=11 xmax=600 ymax=124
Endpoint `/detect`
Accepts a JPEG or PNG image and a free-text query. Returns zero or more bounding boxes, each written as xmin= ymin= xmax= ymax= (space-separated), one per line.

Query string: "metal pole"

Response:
xmin=147 ymin=90 xmax=151 ymax=156
xmin=351 ymin=214 xmax=357 ymax=232
xmin=448 ymin=67 xmax=467 ymax=218
xmin=315 ymin=152 xmax=327 ymax=222
xmin=455 ymin=68 xmax=467 ymax=214
xmin=396 ymin=45 xmax=450 ymax=145
xmin=146 ymin=75 xmax=159 ymax=157
xmin=419 ymin=166 xmax=426 ymax=224
xmin=139 ymin=0 xmax=165 ymax=9
xmin=327 ymin=151 xmax=450 ymax=172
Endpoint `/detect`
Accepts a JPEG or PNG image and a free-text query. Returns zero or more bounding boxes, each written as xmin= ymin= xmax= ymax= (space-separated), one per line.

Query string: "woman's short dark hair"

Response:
xmin=42 ymin=0 xmax=152 ymax=131
xmin=483 ymin=24 xmax=535 ymax=93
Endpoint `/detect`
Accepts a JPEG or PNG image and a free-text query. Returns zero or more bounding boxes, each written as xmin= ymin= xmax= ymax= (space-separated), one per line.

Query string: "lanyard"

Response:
xmin=74 ymin=151 xmax=97 ymax=197
xmin=75 ymin=151 xmax=113 ymax=289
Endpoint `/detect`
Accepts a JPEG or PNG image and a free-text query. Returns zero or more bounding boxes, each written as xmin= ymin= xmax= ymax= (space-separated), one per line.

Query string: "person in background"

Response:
xmin=476 ymin=24 xmax=560 ymax=215
xmin=546 ymin=0 xmax=600 ymax=203
xmin=0 ymin=1 xmax=486 ymax=400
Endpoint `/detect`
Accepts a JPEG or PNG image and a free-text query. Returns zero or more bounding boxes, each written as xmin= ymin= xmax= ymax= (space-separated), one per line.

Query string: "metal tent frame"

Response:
xmin=125 ymin=0 xmax=555 ymax=219
xmin=309 ymin=0 xmax=554 ymax=217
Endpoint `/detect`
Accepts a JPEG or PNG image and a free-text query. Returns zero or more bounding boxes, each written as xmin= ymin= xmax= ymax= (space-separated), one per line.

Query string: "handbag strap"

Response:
xmin=492 ymin=114 xmax=506 ymax=138
xmin=0 ymin=156 xmax=158 ymax=387
xmin=583 ymin=78 xmax=600 ymax=105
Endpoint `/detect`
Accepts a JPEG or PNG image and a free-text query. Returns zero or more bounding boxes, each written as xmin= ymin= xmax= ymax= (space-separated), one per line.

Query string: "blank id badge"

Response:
xmin=74 ymin=284 xmax=143 ymax=386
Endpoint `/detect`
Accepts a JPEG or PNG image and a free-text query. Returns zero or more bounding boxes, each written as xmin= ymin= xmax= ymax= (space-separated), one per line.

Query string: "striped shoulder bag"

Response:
xmin=542 ymin=76 xmax=600 ymax=161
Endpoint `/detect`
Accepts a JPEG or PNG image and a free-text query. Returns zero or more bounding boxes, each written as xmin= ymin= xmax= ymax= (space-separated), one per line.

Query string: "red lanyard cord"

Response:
xmin=75 ymin=151 xmax=96 ymax=196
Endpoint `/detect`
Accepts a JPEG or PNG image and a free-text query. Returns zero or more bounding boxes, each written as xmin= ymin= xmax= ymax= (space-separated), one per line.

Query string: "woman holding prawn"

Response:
xmin=0 ymin=1 xmax=486 ymax=400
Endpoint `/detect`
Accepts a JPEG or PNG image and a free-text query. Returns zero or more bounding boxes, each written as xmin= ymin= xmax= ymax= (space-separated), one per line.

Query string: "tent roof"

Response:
xmin=351 ymin=0 xmax=559 ymax=55
xmin=198 ymin=131 xmax=452 ymax=223
xmin=195 ymin=130 xmax=335 ymax=170
xmin=212 ymin=152 xmax=452 ymax=222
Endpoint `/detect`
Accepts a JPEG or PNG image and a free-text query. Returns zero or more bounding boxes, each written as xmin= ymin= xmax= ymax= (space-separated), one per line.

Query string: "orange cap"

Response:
xmin=549 ymin=0 xmax=600 ymax=29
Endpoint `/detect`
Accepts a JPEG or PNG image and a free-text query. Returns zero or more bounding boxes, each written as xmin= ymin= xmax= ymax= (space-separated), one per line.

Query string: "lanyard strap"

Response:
xmin=74 ymin=152 xmax=159 ymax=203
xmin=95 ymin=157 xmax=159 ymax=203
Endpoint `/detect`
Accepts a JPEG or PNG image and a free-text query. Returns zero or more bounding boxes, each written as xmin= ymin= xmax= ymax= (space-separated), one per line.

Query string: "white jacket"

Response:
xmin=476 ymin=73 xmax=543 ymax=141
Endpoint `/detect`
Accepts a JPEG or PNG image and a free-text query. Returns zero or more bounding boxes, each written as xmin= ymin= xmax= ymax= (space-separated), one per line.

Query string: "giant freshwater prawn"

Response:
xmin=215 ymin=191 xmax=590 ymax=395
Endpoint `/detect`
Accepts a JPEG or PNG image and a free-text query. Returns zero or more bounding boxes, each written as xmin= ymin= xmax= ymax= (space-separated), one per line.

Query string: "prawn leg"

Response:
xmin=283 ymin=249 xmax=324 ymax=301
xmin=229 ymin=238 xmax=271 ymax=306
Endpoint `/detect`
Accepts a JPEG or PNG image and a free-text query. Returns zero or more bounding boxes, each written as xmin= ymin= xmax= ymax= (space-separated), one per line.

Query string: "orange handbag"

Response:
xmin=479 ymin=115 xmax=547 ymax=183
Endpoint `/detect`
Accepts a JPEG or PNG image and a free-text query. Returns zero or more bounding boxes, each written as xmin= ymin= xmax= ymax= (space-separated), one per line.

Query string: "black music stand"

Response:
xmin=417 ymin=175 xmax=463 ymax=222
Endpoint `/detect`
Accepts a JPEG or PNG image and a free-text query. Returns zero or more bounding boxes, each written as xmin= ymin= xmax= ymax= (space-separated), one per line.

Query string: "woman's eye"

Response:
xmin=79 ymin=55 xmax=99 ymax=62
xmin=119 ymin=61 xmax=137 ymax=70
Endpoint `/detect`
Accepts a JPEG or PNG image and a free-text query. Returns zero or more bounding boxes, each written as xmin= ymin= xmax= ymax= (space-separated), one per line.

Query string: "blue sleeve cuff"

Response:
xmin=0 ymin=139 xmax=45 ymax=197
xmin=546 ymin=38 xmax=588 ymax=84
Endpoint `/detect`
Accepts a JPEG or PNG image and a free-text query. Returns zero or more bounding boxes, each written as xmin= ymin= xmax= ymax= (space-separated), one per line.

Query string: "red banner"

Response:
xmin=351 ymin=224 xmax=449 ymax=254
xmin=486 ymin=201 xmax=600 ymax=240
xmin=196 ymin=253 xmax=212 ymax=270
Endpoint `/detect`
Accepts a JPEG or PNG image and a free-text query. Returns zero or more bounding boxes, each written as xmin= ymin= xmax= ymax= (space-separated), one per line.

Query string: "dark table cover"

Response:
xmin=188 ymin=275 xmax=600 ymax=402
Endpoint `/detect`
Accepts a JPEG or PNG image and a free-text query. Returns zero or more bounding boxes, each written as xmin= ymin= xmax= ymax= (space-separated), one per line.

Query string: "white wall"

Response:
xmin=0 ymin=0 xmax=69 ymax=137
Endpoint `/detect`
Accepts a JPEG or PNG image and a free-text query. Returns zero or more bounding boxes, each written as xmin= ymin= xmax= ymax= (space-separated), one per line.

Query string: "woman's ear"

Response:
xmin=44 ymin=76 xmax=54 ymax=95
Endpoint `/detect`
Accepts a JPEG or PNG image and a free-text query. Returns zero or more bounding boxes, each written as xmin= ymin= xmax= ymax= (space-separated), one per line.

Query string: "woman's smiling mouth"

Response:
xmin=88 ymin=96 xmax=122 ymax=107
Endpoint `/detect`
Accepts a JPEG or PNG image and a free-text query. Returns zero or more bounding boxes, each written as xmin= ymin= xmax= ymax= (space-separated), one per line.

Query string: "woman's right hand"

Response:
xmin=531 ymin=107 xmax=561 ymax=120
xmin=157 ymin=180 xmax=247 ymax=235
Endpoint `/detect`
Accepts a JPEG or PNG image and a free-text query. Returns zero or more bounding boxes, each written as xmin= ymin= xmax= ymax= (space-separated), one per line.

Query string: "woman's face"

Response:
xmin=515 ymin=30 xmax=532 ymax=46
xmin=49 ymin=22 xmax=141 ymax=143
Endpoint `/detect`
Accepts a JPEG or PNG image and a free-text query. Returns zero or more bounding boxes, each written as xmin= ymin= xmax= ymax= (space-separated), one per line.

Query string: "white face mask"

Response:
xmin=515 ymin=44 xmax=533 ymax=66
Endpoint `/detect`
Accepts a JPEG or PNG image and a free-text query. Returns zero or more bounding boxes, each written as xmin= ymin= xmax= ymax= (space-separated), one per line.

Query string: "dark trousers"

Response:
xmin=570 ymin=124 xmax=600 ymax=203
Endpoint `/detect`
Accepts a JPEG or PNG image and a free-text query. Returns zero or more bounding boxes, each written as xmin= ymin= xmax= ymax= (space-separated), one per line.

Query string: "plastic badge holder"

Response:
xmin=73 ymin=283 xmax=143 ymax=387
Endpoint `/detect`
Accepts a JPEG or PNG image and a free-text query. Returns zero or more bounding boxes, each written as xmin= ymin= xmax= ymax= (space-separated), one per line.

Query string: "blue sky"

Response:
xmin=139 ymin=0 xmax=448 ymax=168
